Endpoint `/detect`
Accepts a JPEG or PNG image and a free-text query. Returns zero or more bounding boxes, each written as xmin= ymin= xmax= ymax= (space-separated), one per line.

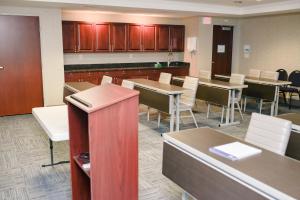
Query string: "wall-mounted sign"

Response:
xmin=217 ymin=45 xmax=225 ymax=53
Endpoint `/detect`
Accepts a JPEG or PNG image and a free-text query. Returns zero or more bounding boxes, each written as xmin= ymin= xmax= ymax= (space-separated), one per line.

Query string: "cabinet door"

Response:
xmin=94 ymin=23 xmax=110 ymax=52
xmin=110 ymin=23 xmax=127 ymax=52
xmin=143 ymin=25 xmax=156 ymax=51
xmin=170 ymin=25 xmax=185 ymax=52
xmin=156 ymin=25 xmax=170 ymax=51
xmin=128 ymin=24 xmax=142 ymax=51
xmin=62 ymin=21 xmax=77 ymax=53
xmin=77 ymin=22 xmax=94 ymax=52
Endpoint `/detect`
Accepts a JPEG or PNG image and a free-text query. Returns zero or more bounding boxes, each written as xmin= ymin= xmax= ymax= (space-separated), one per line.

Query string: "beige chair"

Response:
xmin=245 ymin=113 xmax=292 ymax=155
xmin=258 ymin=71 xmax=279 ymax=114
xmin=148 ymin=72 xmax=172 ymax=122
xmin=158 ymin=72 xmax=172 ymax=84
xmin=248 ymin=69 xmax=261 ymax=78
xmin=158 ymin=76 xmax=199 ymax=129
xmin=208 ymin=73 xmax=245 ymax=122
xmin=121 ymin=80 xmax=134 ymax=89
xmin=101 ymin=75 xmax=113 ymax=85
xmin=198 ymin=70 xmax=211 ymax=80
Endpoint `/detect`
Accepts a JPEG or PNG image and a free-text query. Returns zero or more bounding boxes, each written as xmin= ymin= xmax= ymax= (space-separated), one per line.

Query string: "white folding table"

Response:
xmin=32 ymin=105 xmax=69 ymax=167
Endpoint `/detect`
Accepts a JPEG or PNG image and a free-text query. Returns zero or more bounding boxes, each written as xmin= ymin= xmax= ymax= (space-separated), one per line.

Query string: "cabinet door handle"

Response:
xmin=0 ymin=66 xmax=4 ymax=70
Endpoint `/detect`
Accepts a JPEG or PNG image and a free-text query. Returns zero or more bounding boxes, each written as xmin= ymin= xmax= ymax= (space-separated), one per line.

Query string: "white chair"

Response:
xmin=245 ymin=113 xmax=292 ymax=155
xmin=248 ymin=69 xmax=261 ymax=78
xmin=198 ymin=70 xmax=211 ymax=80
xmin=121 ymin=80 xmax=134 ymax=89
xmin=148 ymin=72 xmax=172 ymax=122
xmin=158 ymin=72 xmax=172 ymax=84
xmin=158 ymin=76 xmax=199 ymax=129
xmin=243 ymin=69 xmax=261 ymax=112
xmin=101 ymin=75 xmax=113 ymax=85
xmin=258 ymin=71 xmax=279 ymax=114
xmin=207 ymin=74 xmax=245 ymax=123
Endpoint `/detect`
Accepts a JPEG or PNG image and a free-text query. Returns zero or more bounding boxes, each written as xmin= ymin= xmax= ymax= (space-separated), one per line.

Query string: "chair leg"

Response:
xmin=221 ymin=106 xmax=225 ymax=124
xmin=189 ymin=109 xmax=198 ymax=128
xmin=289 ymin=92 xmax=293 ymax=110
xmin=282 ymin=92 xmax=287 ymax=104
xmin=157 ymin=112 xmax=161 ymax=128
xmin=259 ymin=99 xmax=263 ymax=113
xmin=207 ymin=104 xmax=210 ymax=119
xmin=236 ymin=102 xmax=244 ymax=120
xmin=243 ymin=97 xmax=247 ymax=112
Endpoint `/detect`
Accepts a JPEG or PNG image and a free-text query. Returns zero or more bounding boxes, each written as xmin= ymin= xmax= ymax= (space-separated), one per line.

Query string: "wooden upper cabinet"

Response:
xmin=170 ymin=25 xmax=185 ymax=52
xmin=94 ymin=23 xmax=110 ymax=52
xmin=62 ymin=21 xmax=77 ymax=53
xmin=142 ymin=25 xmax=156 ymax=51
xmin=128 ymin=24 xmax=142 ymax=51
xmin=156 ymin=25 xmax=170 ymax=51
xmin=110 ymin=23 xmax=127 ymax=52
xmin=77 ymin=22 xmax=94 ymax=52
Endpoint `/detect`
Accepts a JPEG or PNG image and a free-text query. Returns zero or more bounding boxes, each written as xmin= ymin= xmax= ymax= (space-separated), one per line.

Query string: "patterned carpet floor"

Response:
xmin=0 ymin=101 xmax=299 ymax=200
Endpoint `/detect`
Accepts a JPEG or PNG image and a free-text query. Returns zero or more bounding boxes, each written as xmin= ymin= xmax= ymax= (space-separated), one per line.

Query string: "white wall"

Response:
xmin=0 ymin=6 xmax=65 ymax=106
xmin=183 ymin=16 xmax=240 ymax=76
xmin=239 ymin=13 xmax=300 ymax=74
xmin=62 ymin=10 xmax=185 ymax=65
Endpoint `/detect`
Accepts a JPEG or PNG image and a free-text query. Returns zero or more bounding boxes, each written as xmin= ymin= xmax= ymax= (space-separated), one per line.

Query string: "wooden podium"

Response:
xmin=66 ymin=84 xmax=139 ymax=200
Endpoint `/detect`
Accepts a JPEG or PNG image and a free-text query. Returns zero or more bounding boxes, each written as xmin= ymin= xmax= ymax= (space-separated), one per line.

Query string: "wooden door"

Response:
xmin=94 ymin=23 xmax=110 ymax=52
xmin=77 ymin=22 xmax=94 ymax=52
xmin=110 ymin=23 xmax=127 ymax=52
xmin=156 ymin=25 xmax=170 ymax=51
xmin=170 ymin=25 xmax=185 ymax=52
xmin=0 ymin=15 xmax=43 ymax=116
xmin=143 ymin=25 xmax=156 ymax=51
xmin=211 ymin=25 xmax=234 ymax=76
xmin=128 ymin=24 xmax=142 ymax=51
xmin=62 ymin=21 xmax=77 ymax=53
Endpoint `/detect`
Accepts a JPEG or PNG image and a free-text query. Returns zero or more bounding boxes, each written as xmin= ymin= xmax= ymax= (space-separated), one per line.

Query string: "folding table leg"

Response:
xmin=42 ymin=139 xmax=70 ymax=167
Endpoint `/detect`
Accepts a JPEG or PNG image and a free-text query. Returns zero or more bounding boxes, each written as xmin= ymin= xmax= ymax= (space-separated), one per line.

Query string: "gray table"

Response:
xmin=129 ymin=78 xmax=185 ymax=132
xmin=173 ymin=76 xmax=247 ymax=127
xmin=163 ymin=127 xmax=300 ymax=200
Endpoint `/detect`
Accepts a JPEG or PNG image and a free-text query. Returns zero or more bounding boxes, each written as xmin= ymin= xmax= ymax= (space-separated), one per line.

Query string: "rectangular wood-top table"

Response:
xmin=215 ymin=74 xmax=291 ymax=116
xmin=129 ymin=78 xmax=186 ymax=132
xmin=173 ymin=76 xmax=247 ymax=127
xmin=162 ymin=127 xmax=300 ymax=200
xmin=277 ymin=113 xmax=300 ymax=132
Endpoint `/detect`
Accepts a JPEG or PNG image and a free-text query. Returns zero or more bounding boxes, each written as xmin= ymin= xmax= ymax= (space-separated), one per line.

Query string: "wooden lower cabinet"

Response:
xmin=64 ymin=66 xmax=189 ymax=85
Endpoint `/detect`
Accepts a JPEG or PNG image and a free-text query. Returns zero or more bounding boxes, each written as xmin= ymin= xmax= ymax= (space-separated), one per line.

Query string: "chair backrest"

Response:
xmin=101 ymin=75 xmax=113 ymax=85
xmin=288 ymin=70 xmax=300 ymax=87
xmin=260 ymin=71 xmax=279 ymax=80
xmin=121 ymin=80 xmax=134 ymax=89
xmin=245 ymin=113 xmax=292 ymax=155
xmin=198 ymin=70 xmax=211 ymax=80
xmin=181 ymin=76 xmax=199 ymax=107
xmin=248 ymin=69 xmax=261 ymax=78
xmin=158 ymin=72 xmax=172 ymax=84
xmin=229 ymin=73 xmax=245 ymax=100
xmin=276 ymin=69 xmax=288 ymax=81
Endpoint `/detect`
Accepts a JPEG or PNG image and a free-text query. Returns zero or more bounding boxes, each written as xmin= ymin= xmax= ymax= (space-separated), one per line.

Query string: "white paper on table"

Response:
xmin=209 ymin=142 xmax=262 ymax=161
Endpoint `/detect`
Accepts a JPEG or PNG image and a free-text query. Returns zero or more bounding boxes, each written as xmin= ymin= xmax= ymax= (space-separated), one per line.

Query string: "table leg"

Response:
xmin=225 ymin=90 xmax=231 ymax=125
xmin=175 ymin=94 xmax=180 ymax=132
xmin=231 ymin=90 xmax=235 ymax=123
xmin=274 ymin=86 xmax=279 ymax=116
xmin=42 ymin=139 xmax=69 ymax=167
xmin=170 ymin=96 xmax=175 ymax=132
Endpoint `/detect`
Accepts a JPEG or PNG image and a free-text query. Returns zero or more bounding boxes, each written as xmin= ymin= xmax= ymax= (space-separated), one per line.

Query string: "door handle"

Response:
xmin=0 ymin=66 xmax=4 ymax=70
xmin=212 ymin=61 xmax=215 ymax=64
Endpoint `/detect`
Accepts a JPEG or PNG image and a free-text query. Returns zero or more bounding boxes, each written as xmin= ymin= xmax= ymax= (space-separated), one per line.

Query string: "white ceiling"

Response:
xmin=167 ymin=0 xmax=285 ymax=6
xmin=1 ymin=0 xmax=300 ymax=18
